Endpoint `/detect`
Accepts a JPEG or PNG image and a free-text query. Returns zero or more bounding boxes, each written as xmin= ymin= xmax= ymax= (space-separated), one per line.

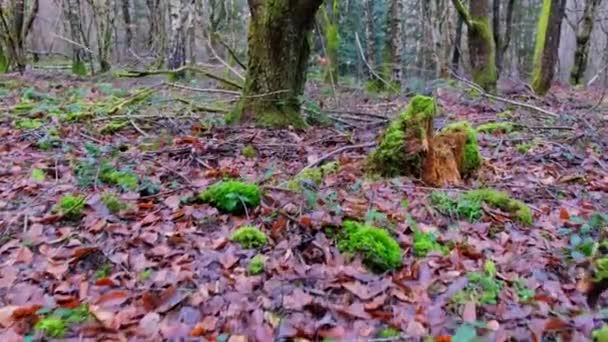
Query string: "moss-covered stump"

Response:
xmin=368 ymin=96 xmax=482 ymax=187
xmin=368 ymin=95 xmax=436 ymax=177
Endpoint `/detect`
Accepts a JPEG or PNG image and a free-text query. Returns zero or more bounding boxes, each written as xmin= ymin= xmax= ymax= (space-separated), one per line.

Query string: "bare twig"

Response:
xmin=205 ymin=33 xmax=245 ymax=81
xmin=451 ymin=72 xmax=559 ymax=118
xmin=302 ymin=142 xmax=377 ymax=171
xmin=354 ymin=33 xmax=400 ymax=94
xmin=165 ymin=82 xmax=241 ymax=95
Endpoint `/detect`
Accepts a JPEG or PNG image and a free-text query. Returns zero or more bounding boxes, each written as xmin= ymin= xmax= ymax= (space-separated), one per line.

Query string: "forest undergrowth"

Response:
xmin=0 ymin=71 xmax=608 ymax=341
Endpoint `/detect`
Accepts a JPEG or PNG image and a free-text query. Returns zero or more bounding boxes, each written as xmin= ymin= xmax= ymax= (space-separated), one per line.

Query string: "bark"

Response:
xmin=121 ymin=0 xmax=133 ymax=49
xmin=493 ymin=0 xmax=516 ymax=74
xmin=570 ymin=0 xmax=602 ymax=85
xmin=531 ymin=0 xmax=566 ymax=95
xmin=167 ymin=0 xmax=187 ymax=70
xmin=386 ymin=0 xmax=403 ymax=83
xmin=452 ymin=14 xmax=464 ymax=71
xmin=234 ymin=0 xmax=323 ymax=128
xmin=364 ymin=0 xmax=375 ymax=73
xmin=452 ymin=0 xmax=497 ymax=92
xmin=64 ymin=0 xmax=88 ymax=75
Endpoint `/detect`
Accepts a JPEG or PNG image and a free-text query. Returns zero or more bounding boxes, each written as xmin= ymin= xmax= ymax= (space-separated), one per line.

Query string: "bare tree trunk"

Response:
xmin=531 ymin=0 xmax=566 ymax=95
xmin=493 ymin=0 xmax=516 ymax=74
xmin=452 ymin=14 xmax=464 ymax=72
xmin=64 ymin=0 xmax=88 ymax=75
xmin=570 ymin=0 xmax=603 ymax=85
xmin=364 ymin=0 xmax=375 ymax=74
xmin=452 ymin=0 xmax=498 ymax=92
xmin=232 ymin=0 xmax=323 ymax=128
xmin=386 ymin=0 xmax=403 ymax=84
xmin=121 ymin=0 xmax=133 ymax=50
xmin=167 ymin=0 xmax=187 ymax=70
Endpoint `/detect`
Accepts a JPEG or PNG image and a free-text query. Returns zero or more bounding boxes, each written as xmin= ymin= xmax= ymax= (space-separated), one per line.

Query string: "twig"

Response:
xmin=206 ymin=33 xmax=245 ymax=81
xmin=116 ymin=65 xmax=243 ymax=90
xmin=315 ymin=20 xmax=339 ymax=106
xmin=213 ymin=35 xmax=247 ymax=70
xmin=302 ymin=142 xmax=377 ymax=170
xmin=513 ymin=124 xmax=574 ymax=131
xmin=354 ymin=33 xmax=400 ymax=93
xmin=174 ymin=98 xmax=230 ymax=113
xmin=451 ymin=72 xmax=559 ymax=118
xmin=165 ymin=82 xmax=241 ymax=95
xmin=326 ymin=109 xmax=390 ymax=120
xmin=128 ymin=117 xmax=148 ymax=136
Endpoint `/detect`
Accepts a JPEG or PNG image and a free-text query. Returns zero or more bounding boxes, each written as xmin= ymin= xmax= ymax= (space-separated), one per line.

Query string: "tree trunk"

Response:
xmin=233 ymin=0 xmax=323 ymax=128
xmin=65 ymin=0 xmax=88 ymax=75
xmin=167 ymin=0 xmax=187 ymax=71
xmin=320 ymin=0 xmax=339 ymax=84
xmin=452 ymin=14 xmax=464 ymax=72
xmin=452 ymin=0 xmax=497 ymax=92
xmin=570 ymin=0 xmax=602 ymax=85
xmin=531 ymin=0 xmax=566 ymax=95
xmin=121 ymin=0 xmax=133 ymax=50
xmin=364 ymin=0 xmax=375 ymax=74
xmin=386 ymin=0 xmax=403 ymax=84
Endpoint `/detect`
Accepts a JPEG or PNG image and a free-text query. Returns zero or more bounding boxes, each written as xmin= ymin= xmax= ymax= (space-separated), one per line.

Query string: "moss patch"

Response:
xmin=453 ymin=260 xmax=502 ymax=305
xmin=476 ymin=122 xmax=515 ymax=134
xmin=101 ymin=193 xmax=127 ymax=214
xmin=34 ymin=304 xmax=91 ymax=338
xmin=337 ymin=221 xmax=402 ymax=272
xmin=287 ymin=162 xmax=338 ymax=192
xmin=53 ymin=194 xmax=86 ymax=219
xmin=199 ymin=181 xmax=261 ymax=215
xmin=248 ymin=254 xmax=265 ymax=275
xmin=413 ymin=230 xmax=449 ymax=257
xmin=241 ymin=145 xmax=257 ymax=158
xmin=462 ymin=189 xmax=533 ymax=225
xmin=231 ymin=226 xmax=267 ymax=249
xmin=442 ymin=121 xmax=482 ymax=176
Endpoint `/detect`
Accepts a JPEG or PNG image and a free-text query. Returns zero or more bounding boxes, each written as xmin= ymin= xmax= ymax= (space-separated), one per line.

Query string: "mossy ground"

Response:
xmin=199 ymin=181 xmax=261 ymax=215
xmin=231 ymin=226 xmax=267 ymax=249
xmin=476 ymin=122 xmax=515 ymax=134
xmin=287 ymin=162 xmax=338 ymax=192
xmin=53 ymin=194 xmax=86 ymax=219
xmin=337 ymin=221 xmax=402 ymax=272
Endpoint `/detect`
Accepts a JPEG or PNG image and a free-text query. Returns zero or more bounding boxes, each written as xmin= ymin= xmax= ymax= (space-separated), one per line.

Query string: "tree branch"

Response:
xmin=451 ymin=0 xmax=472 ymax=27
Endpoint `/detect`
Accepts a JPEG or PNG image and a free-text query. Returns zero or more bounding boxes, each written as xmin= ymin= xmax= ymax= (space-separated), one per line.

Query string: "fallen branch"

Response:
xmin=165 ymin=82 xmax=241 ymax=95
xmin=513 ymin=123 xmax=574 ymax=131
xmin=115 ymin=65 xmax=243 ymax=90
xmin=206 ymin=34 xmax=245 ymax=81
xmin=326 ymin=109 xmax=390 ymax=121
xmin=302 ymin=142 xmax=377 ymax=171
xmin=451 ymin=72 xmax=559 ymax=118
xmin=108 ymin=87 xmax=155 ymax=115
xmin=174 ymin=98 xmax=230 ymax=113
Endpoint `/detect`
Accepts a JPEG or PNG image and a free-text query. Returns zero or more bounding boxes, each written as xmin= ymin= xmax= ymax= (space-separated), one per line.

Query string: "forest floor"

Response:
xmin=0 ymin=70 xmax=608 ymax=341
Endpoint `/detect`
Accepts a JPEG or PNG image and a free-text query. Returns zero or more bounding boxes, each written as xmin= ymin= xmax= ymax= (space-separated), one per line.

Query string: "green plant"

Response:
xmin=248 ymin=254 xmax=265 ymax=275
xmin=53 ymin=194 xmax=86 ymax=219
xmin=476 ymin=122 xmax=515 ymax=134
xmin=199 ymin=181 xmax=261 ymax=214
xmin=34 ymin=304 xmax=91 ymax=338
xmin=453 ymin=260 xmax=502 ymax=305
xmin=100 ymin=168 xmax=139 ymax=191
xmin=14 ymin=118 xmax=43 ymax=130
xmin=94 ymin=263 xmax=112 ymax=279
xmin=429 ymin=192 xmax=483 ymax=222
xmin=100 ymin=120 xmax=129 ymax=134
xmin=31 ymin=168 xmax=45 ymax=182
xmin=377 ymin=327 xmax=400 ymax=338
xmin=241 ymin=145 xmax=257 ymax=158
xmin=34 ymin=316 xmax=67 ymax=338
xmin=413 ymin=230 xmax=448 ymax=257
xmin=462 ymin=189 xmax=533 ymax=225
xmin=287 ymin=162 xmax=338 ymax=193
xmin=101 ymin=193 xmax=127 ymax=214
xmin=514 ymin=278 xmax=534 ymax=302
xmin=337 ymin=221 xmax=402 ymax=273
xmin=231 ymin=226 xmax=267 ymax=249
xmin=516 ymin=142 xmax=533 ymax=154
xmin=139 ymin=269 xmax=153 ymax=281
xmin=593 ymin=324 xmax=608 ymax=342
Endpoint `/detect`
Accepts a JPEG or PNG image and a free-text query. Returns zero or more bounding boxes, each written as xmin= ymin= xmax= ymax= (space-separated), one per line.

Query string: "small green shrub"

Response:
xmin=377 ymin=327 xmax=400 ymax=338
xmin=462 ymin=189 xmax=533 ymax=225
xmin=231 ymin=226 xmax=267 ymax=249
xmin=100 ymin=169 xmax=139 ymax=191
xmin=31 ymin=168 xmax=45 ymax=182
xmin=34 ymin=316 xmax=67 ymax=338
xmin=248 ymin=254 xmax=265 ymax=275
xmin=413 ymin=230 xmax=448 ymax=257
xmin=34 ymin=304 xmax=91 ymax=338
xmin=14 ymin=118 xmax=43 ymax=130
xmin=516 ymin=142 xmax=533 ymax=154
xmin=199 ymin=181 xmax=261 ymax=214
xmin=101 ymin=193 xmax=127 ymax=214
xmin=338 ymin=221 xmax=402 ymax=273
xmin=241 ymin=145 xmax=257 ymax=158
xmin=453 ymin=260 xmax=502 ymax=305
xmin=429 ymin=192 xmax=483 ymax=222
xmin=53 ymin=195 xmax=86 ymax=218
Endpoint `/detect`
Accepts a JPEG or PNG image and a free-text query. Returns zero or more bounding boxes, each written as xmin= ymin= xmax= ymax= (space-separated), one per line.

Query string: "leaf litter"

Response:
xmin=0 ymin=74 xmax=607 ymax=340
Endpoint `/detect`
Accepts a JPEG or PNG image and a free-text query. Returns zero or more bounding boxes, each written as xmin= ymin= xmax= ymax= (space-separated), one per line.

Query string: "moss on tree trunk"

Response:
xmin=569 ymin=0 xmax=601 ymax=85
xmin=231 ymin=0 xmax=322 ymax=128
xmin=452 ymin=0 xmax=497 ymax=92
xmin=531 ymin=0 xmax=566 ymax=95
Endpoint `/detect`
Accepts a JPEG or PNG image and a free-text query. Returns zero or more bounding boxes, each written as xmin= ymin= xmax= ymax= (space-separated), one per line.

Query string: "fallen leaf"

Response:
xmin=0 ymin=306 xmax=18 ymax=328
xmin=139 ymin=312 xmax=161 ymax=336
xmin=559 ymin=208 xmax=570 ymax=221
xmin=95 ymin=290 xmax=130 ymax=308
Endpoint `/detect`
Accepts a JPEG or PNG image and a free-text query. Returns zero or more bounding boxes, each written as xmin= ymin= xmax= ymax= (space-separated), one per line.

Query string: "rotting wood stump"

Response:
xmin=367 ymin=95 xmax=481 ymax=187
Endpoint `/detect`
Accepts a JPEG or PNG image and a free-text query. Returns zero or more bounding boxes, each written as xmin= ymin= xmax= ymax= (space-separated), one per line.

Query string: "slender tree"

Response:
xmin=451 ymin=0 xmax=497 ymax=92
xmin=531 ymin=0 xmax=566 ymax=95
xmin=493 ymin=0 xmax=516 ymax=74
xmin=0 ymin=0 xmax=39 ymax=72
xmin=570 ymin=0 xmax=603 ymax=85
xmin=232 ymin=0 xmax=324 ymax=128
xmin=364 ymin=0 xmax=376 ymax=74
xmin=121 ymin=0 xmax=133 ymax=50
xmin=319 ymin=0 xmax=339 ymax=84
xmin=386 ymin=0 xmax=403 ymax=84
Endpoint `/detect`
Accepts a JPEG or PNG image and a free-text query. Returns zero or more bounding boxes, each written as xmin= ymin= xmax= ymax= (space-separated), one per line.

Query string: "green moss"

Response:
xmin=429 ymin=191 xmax=483 ymax=222
xmin=413 ymin=230 xmax=448 ymax=257
xmin=100 ymin=169 xmax=139 ymax=191
xmin=72 ymin=60 xmax=87 ymax=76
xmin=368 ymin=95 xmax=436 ymax=177
xmin=593 ymin=324 xmax=608 ymax=342
xmin=248 ymin=254 xmax=265 ymax=275
xmin=531 ymin=0 xmax=552 ymax=95
xmin=453 ymin=260 xmax=502 ymax=305
xmin=231 ymin=226 xmax=267 ymax=249
xmin=287 ymin=162 xmax=338 ymax=192
xmin=377 ymin=327 xmax=400 ymax=338
xmin=101 ymin=193 xmax=127 ymax=214
xmin=199 ymin=181 xmax=261 ymax=214
xmin=462 ymin=189 xmax=533 ymax=225
xmin=338 ymin=221 xmax=402 ymax=273
xmin=31 ymin=168 xmax=46 ymax=182
xmin=14 ymin=118 xmax=43 ymax=130
xmin=94 ymin=263 xmax=112 ymax=279
xmin=241 ymin=145 xmax=257 ymax=158
xmin=516 ymin=142 xmax=533 ymax=154
xmin=34 ymin=316 xmax=67 ymax=338
xmin=53 ymin=194 xmax=86 ymax=219
xmin=0 ymin=47 xmax=8 ymax=73
xmin=476 ymin=122 xmax=515 ymax=134
xmin=469 ymin=18 xmax=498 ymax=92
xmin=100 ymin=120 xmax=129 ymax=134
xmin=442 ymin=121 xmax=482 ymax=176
